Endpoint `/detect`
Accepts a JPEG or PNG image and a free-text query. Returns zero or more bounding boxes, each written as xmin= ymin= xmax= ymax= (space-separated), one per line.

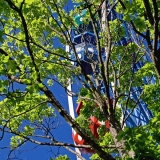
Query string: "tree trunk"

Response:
xmin=110 ymin=117 xmax=135 ymax=158
xmin=41 ymin=85 xmax=115 ymax=160
xmin=154 ymin=48 xmax=160 ymax=80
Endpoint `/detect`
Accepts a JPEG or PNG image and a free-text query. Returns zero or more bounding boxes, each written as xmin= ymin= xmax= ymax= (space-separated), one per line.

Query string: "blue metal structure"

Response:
xmin=70 ymin=2 xmax=153 ymax=129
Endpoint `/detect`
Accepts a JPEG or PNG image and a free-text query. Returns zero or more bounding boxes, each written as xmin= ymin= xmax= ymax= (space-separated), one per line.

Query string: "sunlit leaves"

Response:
xmin=117 ymin=0 xmax=154 ymax=35
xmin=47 ymin=79 xmax=54 ymax=86
xmin=10 ymin=136 xmax=23 ymax=149
xmin=117 ymin=125 xmax=160 ymax=159
xmin=91 ymin=132 xmax=115 ymax=160
xmin=0 ymin=0 xmax=159 ymax=159
xmin=51 ymin=155 xmax=70 ymax=160
xmin=142 ymin=84 xmax=160 ymax=113
xmin=0 ymin=91 xmax=54 ymax=137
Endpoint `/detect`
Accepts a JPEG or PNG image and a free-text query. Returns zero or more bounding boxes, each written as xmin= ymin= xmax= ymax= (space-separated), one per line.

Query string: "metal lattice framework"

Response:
xmin=67 ymin=1 xmax=153 ymax=157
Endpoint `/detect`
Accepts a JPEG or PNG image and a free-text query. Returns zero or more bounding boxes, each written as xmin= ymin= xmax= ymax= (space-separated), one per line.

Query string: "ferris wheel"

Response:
xmin=67 ymin=1 xmax=153 ymax=159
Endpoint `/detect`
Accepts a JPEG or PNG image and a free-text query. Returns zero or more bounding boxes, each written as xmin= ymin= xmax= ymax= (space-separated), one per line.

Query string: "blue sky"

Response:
xmin=0 ymin=1 xmax=93 ymax=159
xmin=0 ymin=82 xmax=86 ymax=160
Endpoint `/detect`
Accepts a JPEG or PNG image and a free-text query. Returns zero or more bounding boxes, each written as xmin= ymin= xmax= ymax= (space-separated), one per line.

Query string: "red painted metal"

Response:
xmin=72 ymin=100 xmax=111 ymax=153
xmin=72 ymin=132 xmax=85 ymax=145
xmin=76 ymin=101 xmax=83 ymax=116
xmin=89 ymin=116 xmax=101 ymax=138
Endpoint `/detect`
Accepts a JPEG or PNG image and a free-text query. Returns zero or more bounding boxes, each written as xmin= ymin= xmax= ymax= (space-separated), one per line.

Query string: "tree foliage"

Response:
xmin=0 ymin=0 xmax=160 ymax=159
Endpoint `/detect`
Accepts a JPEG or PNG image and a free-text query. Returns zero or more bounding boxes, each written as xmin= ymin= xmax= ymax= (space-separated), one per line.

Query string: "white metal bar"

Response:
xmin=66 ymin=45 xmax=82 ymax=160
xmin=67 ymin=82 xmax=76 ymax=120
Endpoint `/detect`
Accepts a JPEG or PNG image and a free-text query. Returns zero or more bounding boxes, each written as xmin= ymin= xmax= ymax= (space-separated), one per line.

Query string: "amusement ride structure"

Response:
xmin=67 ymin=1 xmax=153 ymax=159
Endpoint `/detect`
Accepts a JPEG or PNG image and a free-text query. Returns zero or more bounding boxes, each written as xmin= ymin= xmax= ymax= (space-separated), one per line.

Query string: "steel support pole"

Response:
xmin=66 ymin=44 xmax=82 ymax=160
